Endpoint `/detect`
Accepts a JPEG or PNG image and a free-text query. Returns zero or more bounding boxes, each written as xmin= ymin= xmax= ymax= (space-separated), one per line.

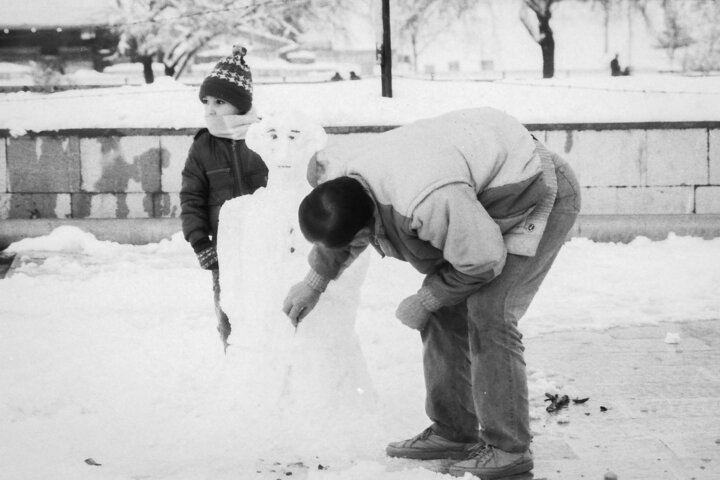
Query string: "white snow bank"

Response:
xmin=2 ymin=75 xmax=720 ymax=133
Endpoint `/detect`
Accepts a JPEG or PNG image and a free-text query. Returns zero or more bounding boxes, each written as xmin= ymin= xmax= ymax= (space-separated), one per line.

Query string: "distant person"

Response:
xmin=349 ymin=71 xmax=361 ymax=80
xmin=180 ymin=45 xmax=268 ymax=352
xmin=330 ymin=72 xmax=344 ymax=81
xmin=610 ymin=54 xmax=631 ymax=76
xmin=282 ymin=108 xmax=581 ymax=479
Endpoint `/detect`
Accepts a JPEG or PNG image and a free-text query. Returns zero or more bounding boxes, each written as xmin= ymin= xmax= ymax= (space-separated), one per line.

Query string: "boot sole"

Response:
xmin=386 ymin=446 xmax=471 ymax=460
xmin=447 ymin=458 xmax=533 ymax=479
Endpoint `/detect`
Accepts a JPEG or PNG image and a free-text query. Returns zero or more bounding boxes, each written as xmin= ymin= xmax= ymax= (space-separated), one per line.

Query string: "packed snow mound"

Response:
xmin=217 ymin=110 xmax=377 ymax=465
xmin=6 ymin=226 xmax=122 ymax=255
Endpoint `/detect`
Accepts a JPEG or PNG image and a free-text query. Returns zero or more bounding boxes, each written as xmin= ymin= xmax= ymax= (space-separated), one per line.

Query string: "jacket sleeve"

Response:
xmin=307 ymin=232 xmax=371 ymax=281
xmin=180 ymin=140 xmax=211 ymax=247
xmin=240 ymin=141 xmax=269 ymax=193
xmin=411 ymin=183 xmax=507 ymax=306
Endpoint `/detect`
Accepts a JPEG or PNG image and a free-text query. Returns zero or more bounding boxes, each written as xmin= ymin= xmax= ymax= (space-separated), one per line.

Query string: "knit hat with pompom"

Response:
xmin=199 ymin=45 xmax=253 ymax=113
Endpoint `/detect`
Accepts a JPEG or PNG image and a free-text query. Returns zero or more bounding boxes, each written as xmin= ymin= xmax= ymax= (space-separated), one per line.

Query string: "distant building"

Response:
xmin=1 ymin=0 xmax=119 ymax=72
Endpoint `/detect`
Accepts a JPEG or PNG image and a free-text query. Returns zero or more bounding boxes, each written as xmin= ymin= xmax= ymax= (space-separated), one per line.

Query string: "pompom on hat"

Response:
xmin=199 ymin=45 xmax=253 ymax=114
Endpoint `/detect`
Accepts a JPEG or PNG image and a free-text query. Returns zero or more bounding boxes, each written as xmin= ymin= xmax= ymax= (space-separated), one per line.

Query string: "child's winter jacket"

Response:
xmin=180 ymin=129 xmax=268 ymax=249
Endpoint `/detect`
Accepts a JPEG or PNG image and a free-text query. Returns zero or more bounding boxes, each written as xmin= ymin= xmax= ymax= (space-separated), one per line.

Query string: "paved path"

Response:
xmin=525 ymin=319 xmax=720 ymax=480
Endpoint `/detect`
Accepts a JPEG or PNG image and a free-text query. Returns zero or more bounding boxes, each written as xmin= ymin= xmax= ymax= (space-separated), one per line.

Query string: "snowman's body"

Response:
xmin=215 ymin=112 xmax=376 ymax=457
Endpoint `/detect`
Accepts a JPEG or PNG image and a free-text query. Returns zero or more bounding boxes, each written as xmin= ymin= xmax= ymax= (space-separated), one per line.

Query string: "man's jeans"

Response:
xmin=421 ymin=154 xmax=581 ymax=453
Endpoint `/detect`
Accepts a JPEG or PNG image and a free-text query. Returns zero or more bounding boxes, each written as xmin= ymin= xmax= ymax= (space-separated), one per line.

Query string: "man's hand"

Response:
xmin=395 ymin=294 xmax=432 ymax=331
xmin=395 ymin=288 xmax=443 ymax=331
xmin=282 ymin=281 xmax=322 ymax=327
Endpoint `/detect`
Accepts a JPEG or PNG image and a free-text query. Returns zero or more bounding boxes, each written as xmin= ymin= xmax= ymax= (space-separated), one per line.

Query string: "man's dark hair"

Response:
xmin=298 ymin=176 xmax=374 ymax=248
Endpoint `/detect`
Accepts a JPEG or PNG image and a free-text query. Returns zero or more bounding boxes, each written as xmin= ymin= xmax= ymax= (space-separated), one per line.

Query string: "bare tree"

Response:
xmin=519 ymin=0 xmax=557 ymax=78
xmin=675 ymin=0 xmax=720 ymax=73
xmin=655 ymin=0 xmax=693 ymax=69
xmin=390 ymin=0 xmax=476 ymax=73
xmin=110 ymin=0 xmax=344 ymax=83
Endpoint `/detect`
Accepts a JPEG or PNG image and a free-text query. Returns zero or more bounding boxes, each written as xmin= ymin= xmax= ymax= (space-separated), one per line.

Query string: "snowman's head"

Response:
xmin=246 ymin=111 xmax=327 ymax=185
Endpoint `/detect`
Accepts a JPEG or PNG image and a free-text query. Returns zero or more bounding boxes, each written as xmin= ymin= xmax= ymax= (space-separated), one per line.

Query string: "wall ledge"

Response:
xmin=2 ymin=215 xmax=719 ymax=250
xmin=2 ymin=120 xmax=720 ymax=138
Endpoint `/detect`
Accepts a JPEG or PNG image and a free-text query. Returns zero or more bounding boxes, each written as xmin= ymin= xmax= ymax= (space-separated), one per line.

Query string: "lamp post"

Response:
xmin=380 ymin=0 xmax=392 ymax=97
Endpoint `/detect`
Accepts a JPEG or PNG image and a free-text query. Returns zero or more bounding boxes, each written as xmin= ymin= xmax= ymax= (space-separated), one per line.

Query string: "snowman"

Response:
xmin=215 ymin=111 xmax=377 ymax=459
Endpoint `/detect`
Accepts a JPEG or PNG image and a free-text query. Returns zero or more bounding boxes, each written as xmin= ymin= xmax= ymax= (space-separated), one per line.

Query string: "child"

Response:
xmin=180 ymin=45 xmax=268 ymax=352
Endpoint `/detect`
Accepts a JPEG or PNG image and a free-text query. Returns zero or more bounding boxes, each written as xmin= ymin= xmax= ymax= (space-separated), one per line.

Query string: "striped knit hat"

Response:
xmin=199 ymin=45 xmax=253 ymax=114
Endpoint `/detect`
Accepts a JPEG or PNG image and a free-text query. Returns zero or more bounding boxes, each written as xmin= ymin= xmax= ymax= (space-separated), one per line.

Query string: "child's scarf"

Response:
xmin=205 ymin=107 xmax=260 ymax=140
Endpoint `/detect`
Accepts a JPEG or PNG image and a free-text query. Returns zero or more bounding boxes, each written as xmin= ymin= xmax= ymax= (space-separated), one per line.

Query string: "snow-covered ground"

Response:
xmin=1 ymin=227 xmax=719 ymax=480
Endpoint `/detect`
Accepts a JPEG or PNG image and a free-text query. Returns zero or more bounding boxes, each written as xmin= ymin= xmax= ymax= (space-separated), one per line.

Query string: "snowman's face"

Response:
xmin=246 ymin=111 xmax=327 ymax=172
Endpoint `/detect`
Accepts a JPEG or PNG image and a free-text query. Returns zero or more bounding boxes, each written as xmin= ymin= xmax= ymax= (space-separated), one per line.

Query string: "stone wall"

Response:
xmin=0 ymin=132 xmax=193 ymax=220
xmin=1 ymin=122 xmax=719 ymax=246
xmin=538 ymin=126 xmax=720 ymax=215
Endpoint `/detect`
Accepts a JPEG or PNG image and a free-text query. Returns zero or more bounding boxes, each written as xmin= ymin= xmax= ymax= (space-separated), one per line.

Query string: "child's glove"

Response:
xmin=192 ymin=238 xmax=219 ymax=270
xmin=395 ymin=288 xmax=443 ymax=331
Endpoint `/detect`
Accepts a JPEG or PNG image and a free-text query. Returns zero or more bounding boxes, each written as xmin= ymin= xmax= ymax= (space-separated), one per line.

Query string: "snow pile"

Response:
xmin=2 ymin=75 xmax=720 ymax=135
xmin=216 ymin=111 xmax=378 ymax=465
xmin=522 ymin=234 xmax=720 ymax=336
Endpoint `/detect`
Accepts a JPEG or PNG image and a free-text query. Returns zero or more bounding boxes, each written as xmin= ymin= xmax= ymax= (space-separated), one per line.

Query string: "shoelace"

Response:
xmin=468 ymin=443 xmax=493 ymax=461
xmin=408 ymin=426 xmax=435 ymax=446
xmin=418 ymin=427 xmax=435 ymax=441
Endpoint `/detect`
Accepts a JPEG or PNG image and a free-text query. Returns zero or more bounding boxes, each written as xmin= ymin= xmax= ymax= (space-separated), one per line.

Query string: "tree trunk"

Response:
xmin=381 ymin=0 xmax=392 ymax=97
xmin=140 ymin=56 xmax=154 ymax=84
xmin=604 ymin=0 xmax=610 ymax=53
xmin=539 ymin=16 xmax=555 ymax=78
xmin=174 ymin=46 xmax=203 ymax=80
xmin=411 ymin=34 xmax=419 ymax=73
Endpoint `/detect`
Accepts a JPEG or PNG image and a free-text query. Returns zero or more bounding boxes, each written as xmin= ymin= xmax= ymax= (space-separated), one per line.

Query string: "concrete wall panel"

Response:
xmin=580 ymin=186 xmax=694 ymax=215
xmin=545 ymin=129 xmax=646 ymax=187
xmin=710 ymin=129 xmax=720 ymax=185
xmin=6 ymin=136 xmax=81 ymax=193
xmin=0 ymin=139 xmax=6 ymax=193
xmin=0 ymin=194 xmax=9 ymax=219
xmin=159 ymin=135 xmax=193 ymax=193
xmin=646 ymin=129 xmax=707 ymax=186
xmin=3 ymin=193 xmax=72 ymax=219
xmin=72 ymin=193 xmax=153 ymax=219
xmin=696 ymin=186 xmax=720 ymax=214
xmin=154 ymin=192 xmax=181 ymax=218
xmin=0 ymin=127 xmax=718 ymax=222
xmin=81 ymin=136 xmax=161 ymax=193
